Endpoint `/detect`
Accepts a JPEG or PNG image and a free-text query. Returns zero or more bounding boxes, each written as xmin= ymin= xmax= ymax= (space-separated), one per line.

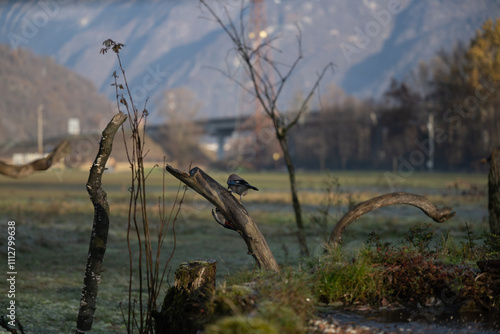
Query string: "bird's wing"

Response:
xmin=227 ymin=179 xmax=247 ymax=186
xmin=228 ymin=179 xmax=258 ymax=190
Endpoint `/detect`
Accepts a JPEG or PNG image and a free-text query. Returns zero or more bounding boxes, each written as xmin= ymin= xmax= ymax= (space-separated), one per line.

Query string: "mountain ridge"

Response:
xmin=0 ymin=0 xmax=499 ymax=123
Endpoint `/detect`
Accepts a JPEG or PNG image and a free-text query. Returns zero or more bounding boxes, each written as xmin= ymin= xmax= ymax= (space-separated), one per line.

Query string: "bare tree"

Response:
xmin=200 ymin=0 xmax=333 ymax=256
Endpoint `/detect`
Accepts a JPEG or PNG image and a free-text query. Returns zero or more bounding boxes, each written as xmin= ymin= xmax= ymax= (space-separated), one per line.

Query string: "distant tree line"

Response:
xmin=287 ymin=18 xmax=500 ymax=172
xmin=157 ymin=19 xmax=499 ymax=172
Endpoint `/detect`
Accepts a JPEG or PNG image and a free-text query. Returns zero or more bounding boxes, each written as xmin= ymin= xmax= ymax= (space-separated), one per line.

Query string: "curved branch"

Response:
xmin=328 ymin=192 xmax=456 ymax=247
xmin=0 ymin=141 xmax=71 ymax=178
xmin=166 ymin=165 xmax=279 ymax=272
xmin=76 ymin=112 xmax=127 ymax=333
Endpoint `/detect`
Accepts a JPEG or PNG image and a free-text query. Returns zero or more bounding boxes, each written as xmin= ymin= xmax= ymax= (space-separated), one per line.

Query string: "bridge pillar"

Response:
xmin=217 ymin=134 xmax=226 ymax=160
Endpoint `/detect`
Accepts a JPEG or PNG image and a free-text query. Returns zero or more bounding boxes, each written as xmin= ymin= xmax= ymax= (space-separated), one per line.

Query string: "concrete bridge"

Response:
xmin=147 ymin=115 xmax=252 ymax=160
xmin=147 ymin=112 xmax=320 ymax=161
xmin=201 ymin=115 xmax=252 ymax=159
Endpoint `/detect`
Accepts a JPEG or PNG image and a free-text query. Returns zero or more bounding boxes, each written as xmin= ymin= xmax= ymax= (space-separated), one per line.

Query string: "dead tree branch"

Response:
xmin=328 ymin=192 xmax=456 ymax=247
xmin=76 ymin=112 xmax=127 ymax=333
xmin=0 ymin=141 xmax=71 ymax=178
xmin=166 ymin=165 xmax=279 ymax=272
xmin=486 ymin=147 xmax=500 ymax=235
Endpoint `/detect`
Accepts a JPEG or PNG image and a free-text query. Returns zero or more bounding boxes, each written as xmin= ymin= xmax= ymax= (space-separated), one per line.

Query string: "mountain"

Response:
xmin=0 ymin=44 xmax=113 ymax=145
xmin=341 ymin=0 xmax=499 ymax=97
xmin=0 ymin=0 xmax=499 ymax=125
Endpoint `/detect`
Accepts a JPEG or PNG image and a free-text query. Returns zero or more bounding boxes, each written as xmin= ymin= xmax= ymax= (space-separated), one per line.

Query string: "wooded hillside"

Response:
xmin=0 ymin=44 xmax=113 ymax=144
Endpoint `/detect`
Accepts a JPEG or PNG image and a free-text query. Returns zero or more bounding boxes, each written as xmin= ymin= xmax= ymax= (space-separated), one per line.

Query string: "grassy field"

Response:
xmin=0 ymin=168 xmax=490 ymax=333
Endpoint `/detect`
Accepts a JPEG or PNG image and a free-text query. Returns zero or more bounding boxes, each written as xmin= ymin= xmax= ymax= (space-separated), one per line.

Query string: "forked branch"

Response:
xmin=166 ymin=165 xmax=279 ymax=272
xmin=328 ymin=192 xmax=456 ymax=247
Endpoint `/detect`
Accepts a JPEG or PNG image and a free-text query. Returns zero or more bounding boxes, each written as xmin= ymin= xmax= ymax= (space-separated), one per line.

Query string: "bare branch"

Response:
xmin=328 ymin=192 xmax=456 ymax=247
xmin=76 ymin=112 xmax=127 ymax=333
xmin=0 ymin=141 xmax=71 ymax=179
xmin=284 ymin=62 xmax=335 ymax=133
xmin=166 ymin=165 xmax=280 ymax=271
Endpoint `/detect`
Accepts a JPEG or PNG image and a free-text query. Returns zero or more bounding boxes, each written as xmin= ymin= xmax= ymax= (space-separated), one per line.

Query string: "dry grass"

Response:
xmin=0 ymin=168 xmax=490 ymax=332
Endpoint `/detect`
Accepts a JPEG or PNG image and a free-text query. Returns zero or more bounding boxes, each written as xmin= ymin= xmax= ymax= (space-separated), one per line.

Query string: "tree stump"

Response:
xmin=154 ymin=259 xmax=217 ymax=334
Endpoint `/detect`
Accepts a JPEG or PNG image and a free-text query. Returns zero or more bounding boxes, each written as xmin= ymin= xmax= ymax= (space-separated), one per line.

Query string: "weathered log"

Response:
xmin=166 ymin=165 xmax=280 ymax=272
xmin=487 ymin=147 xmax=500 ymax=235
xmin=154 ymin=259 xmax=217 ymax=334
xmin=0 ymin=140 xmax=71 ymax=178
xmin=76 ymin=112 xmax=127 ymax=333
xmin=328 ymin=192 xmax=455 ymax=247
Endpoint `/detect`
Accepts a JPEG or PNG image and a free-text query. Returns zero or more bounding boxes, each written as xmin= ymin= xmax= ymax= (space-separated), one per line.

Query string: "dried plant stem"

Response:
xmin=100 ymin=39 xmax=180 ymax=334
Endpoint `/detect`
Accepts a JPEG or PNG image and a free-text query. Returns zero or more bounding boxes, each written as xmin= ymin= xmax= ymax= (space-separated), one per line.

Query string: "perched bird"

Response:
xmin=227 ymin=174 xmax=259 ymax=200
xmin=212 ymin=208 xmax=237 ymax=231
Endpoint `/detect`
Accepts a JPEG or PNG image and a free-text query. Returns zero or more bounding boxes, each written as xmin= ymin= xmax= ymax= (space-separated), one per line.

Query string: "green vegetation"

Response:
xmin=0 ymin=169 xmax=494 ymax=332
xmin=316 ymin=226 xmax=500 ymax=308
xmin=204 ymin=225 xmax=499 ymax=333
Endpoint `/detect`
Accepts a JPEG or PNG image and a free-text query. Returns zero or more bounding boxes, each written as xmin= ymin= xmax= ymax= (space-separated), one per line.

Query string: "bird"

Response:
xmin=212 ymin=208 xmax=237 ymax=231
xmin=227 ymin=174 xmax=259 ymax=201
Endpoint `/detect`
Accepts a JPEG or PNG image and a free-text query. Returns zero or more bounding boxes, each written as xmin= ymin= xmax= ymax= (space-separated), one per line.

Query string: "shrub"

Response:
xmin=314 ymin=251 xmax=387 ymax=305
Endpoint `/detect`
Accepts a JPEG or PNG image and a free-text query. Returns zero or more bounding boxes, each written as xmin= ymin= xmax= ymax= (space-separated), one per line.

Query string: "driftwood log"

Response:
xmin=153 ymin=259 xmax=217 ymax=334
xmin=166 ymin=165 xmax=280 ymax=272
xmin=76 ymin=112 xmax=127 ymax=333
xmin=0 ymin=140 xmax=71 ymax=178
xmin=328 ymin=192 xmax=456 ymax=247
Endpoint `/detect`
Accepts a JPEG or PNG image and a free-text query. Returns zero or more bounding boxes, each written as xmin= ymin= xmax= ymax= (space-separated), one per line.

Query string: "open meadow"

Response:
xmin=0 ymin=168 xmax=490 ymax=333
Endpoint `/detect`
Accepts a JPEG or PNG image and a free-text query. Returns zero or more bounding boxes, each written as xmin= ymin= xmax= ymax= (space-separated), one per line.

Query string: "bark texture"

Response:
xmin=154 ymin=260 xmax=217 ymax=334
xmin=0 ymin=140 xmax=71 ymax=178
xmin=328 ymin=192 xmax=455 ymax=247
xmin=279 ymin=137 xmax=309 ymax=256
xmin=76 ymin=112 xmax=127 ymax=333
xmin=166 ymin=165 xmax=280 ymax=272
xmin=487 ymin=147 xmax=500 ymax=235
